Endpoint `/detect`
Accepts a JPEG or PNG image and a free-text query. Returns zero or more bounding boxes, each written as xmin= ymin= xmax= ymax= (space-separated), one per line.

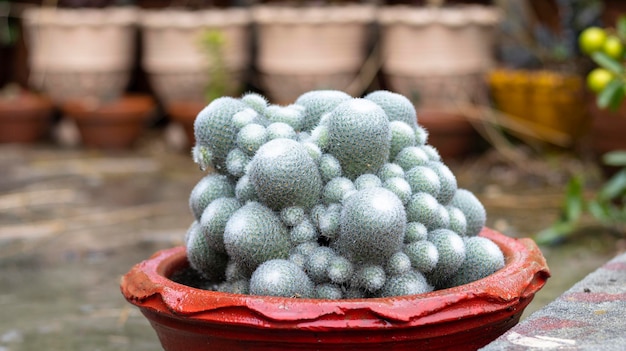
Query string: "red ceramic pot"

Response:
xmin=121 ymin=228 xmax=549 ymax=351
xmin=0 ymin=91 xmax=54 ymax=144
xmin=62 ymin=94 xmax=155 ymax=149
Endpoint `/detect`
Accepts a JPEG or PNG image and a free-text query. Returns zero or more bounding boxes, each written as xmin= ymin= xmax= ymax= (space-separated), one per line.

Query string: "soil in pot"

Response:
xmin=121 ymin=228 xmax=549 ymax=351
xmin=62 ymin=94 xmax=155 ymax=149
xmin=0 ymin=90 xmax=54 ymax=144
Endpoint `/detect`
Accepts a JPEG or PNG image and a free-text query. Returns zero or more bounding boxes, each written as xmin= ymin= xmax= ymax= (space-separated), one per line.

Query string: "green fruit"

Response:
xmin=249 ymin=138 xmax=323 ymax=210
xmin=380 ymin=270 xmax=432 ymax=297
xmin=586 ymin=68 xmax=614 ymax=94
xmin=200 ymin=197 xmax=242 ymax=254
xmin=295 ymin=90 xmax=352 ymax=131
xmin=603 ymin=35 xmax=624 ymax=59
xmin=450 ymin=189 xmax=486 ymax=236
xmin=579 ymin=26 xmax=607 ymax=55
xmin=186 ymin=219 xmax=228 ymax=281
xmin=404 ymin=240 xmax=439 ymax=274
xmin=442 ymin=236 xmax=504 ymax=288
xmin=223 ymin=202 xmax=291 ymax=272
xmin=189 ymin=174 xmax=235 ymax=221
xmin=333 ymin=187 xmax=406 ymax=265
xmin=364 ymin=90 xmax=418 ymax=129
xmin=194 ymin=97 xmax=249 ymax=171
xmin=327 ymin=99 xmax=391 ymax=179
xmin=249 ymin=259 xmax=314 ymax=298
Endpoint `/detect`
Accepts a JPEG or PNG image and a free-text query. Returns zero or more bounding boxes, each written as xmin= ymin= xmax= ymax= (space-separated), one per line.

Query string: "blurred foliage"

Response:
xmin=200 ymin=30 xmax=232 ymax=102
xmin=495 ymin=0 xmax=603 ymax=73
xmin=536 ymin=151 xmax=626 ymax=245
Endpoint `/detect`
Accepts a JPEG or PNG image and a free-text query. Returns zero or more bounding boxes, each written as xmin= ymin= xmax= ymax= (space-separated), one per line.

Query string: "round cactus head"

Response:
xmin=333 ymin=187 xmax=406 ymax=266
xmin=295 ymin=90 xmax=352 ymax=131
xmin=249 ymin=259 xmax=314 ymax=298
xmin=327 ymin=98 xmax=391 ymax=179
xmin=248 ymin=138 xmax=323 ymax=211
xmin=193 ymin=97 xmax=249 ymax=171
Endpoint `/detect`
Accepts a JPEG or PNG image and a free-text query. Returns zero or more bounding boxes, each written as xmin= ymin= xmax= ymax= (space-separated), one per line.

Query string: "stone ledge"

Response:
xmin=481 ymin=252 xmax=626 ymax=350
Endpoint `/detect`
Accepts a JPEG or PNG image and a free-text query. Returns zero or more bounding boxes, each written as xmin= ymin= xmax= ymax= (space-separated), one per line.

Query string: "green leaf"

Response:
xmin=591 ymin=51 xmax=625 ymax=75
xmin=598 ymin=169 xmax=626 ymax=201
xmin=534 ymin=221 xmax=578 ymax=246
xmin=588 ymin=199 xmax=611 ymax=221
xmin=564 ymin=176 xmax=584 ymax=222
xmin=603 ymin=151 xmax=626 ymax=167
xmin=597 ymin=79 xmax=625 ymax=110
xmin=618 ymin=16 xmax=626 ymax=42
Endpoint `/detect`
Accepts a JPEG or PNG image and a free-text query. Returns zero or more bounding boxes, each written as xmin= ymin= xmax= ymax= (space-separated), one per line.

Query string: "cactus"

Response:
xmin=249 ymin=138 xmax=323 ymax=211
xmin=193 ymin=97 xmax=249 ymax=171
xmin=364 ymin=90 xmax=418 ymax=129
xmin=189 ymin=174 xmax=235 ymax=221
xmin=185 ymin=90 xmax=497 ymax=299
xmin=223 ymin=202 xmax=291 ymax=272
xmin=249 ymin=259 xmax=314 ymax=298
xmin=295 ymin=90 xmax=352 ymax=131
xmin=450 ymin=188 xmax=486 ymax=236
xmin=327 ymin=99 xmax=391 ymax=179
xmin=333 ymin=187 xmax=406 ymax=266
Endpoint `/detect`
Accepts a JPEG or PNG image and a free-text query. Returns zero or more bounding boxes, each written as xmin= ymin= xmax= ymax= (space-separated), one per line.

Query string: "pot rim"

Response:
xmin=121 ymin=228 xmax=549 ymax=329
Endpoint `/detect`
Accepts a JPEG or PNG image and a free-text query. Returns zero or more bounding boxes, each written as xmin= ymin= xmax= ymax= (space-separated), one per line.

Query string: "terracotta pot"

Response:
xmin=62 ymin=94 xmax=154 ymax=149
xmin=417 ymin=109 xmax=478 ymax=161
xmin=121 ymin=228 xmax=549 ymax=351
xmin=167 ymin=101 xmax=206 ymax=146
xmin=0 ymin=91 xmax=54 ymax=143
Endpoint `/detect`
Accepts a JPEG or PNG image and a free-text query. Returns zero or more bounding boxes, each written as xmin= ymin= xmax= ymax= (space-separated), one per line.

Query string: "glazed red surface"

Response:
xmin=121 ymin=228 xmax=550 ymax=350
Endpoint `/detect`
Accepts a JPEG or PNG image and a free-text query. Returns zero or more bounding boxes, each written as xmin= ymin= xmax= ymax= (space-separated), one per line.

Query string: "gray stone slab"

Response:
xmin=482 ymin=252 xmax=626 ymax=350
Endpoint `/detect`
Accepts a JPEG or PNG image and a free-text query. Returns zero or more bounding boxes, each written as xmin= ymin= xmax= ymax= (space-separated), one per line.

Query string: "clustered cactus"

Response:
xmin=185 ymin=90 xmax=504 ymax=299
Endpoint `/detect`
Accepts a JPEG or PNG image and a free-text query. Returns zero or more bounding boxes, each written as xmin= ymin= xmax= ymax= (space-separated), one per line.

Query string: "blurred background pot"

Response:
xmin=121 ymin=228 xmax=549 ymax=351
xmin=252 ymin=4 xmax=375 ymax=104
xmin=0 ymin=87 xmax=54 ymax=144
xmin=22 ymin=6 xmax=138 ymax=104
xmin=61 ymin=94 xmax=155 ymax=149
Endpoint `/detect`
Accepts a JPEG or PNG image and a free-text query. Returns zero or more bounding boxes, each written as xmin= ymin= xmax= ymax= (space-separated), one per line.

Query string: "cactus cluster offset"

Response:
xmin=186 ymin=90 xmax=503 ymax=299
